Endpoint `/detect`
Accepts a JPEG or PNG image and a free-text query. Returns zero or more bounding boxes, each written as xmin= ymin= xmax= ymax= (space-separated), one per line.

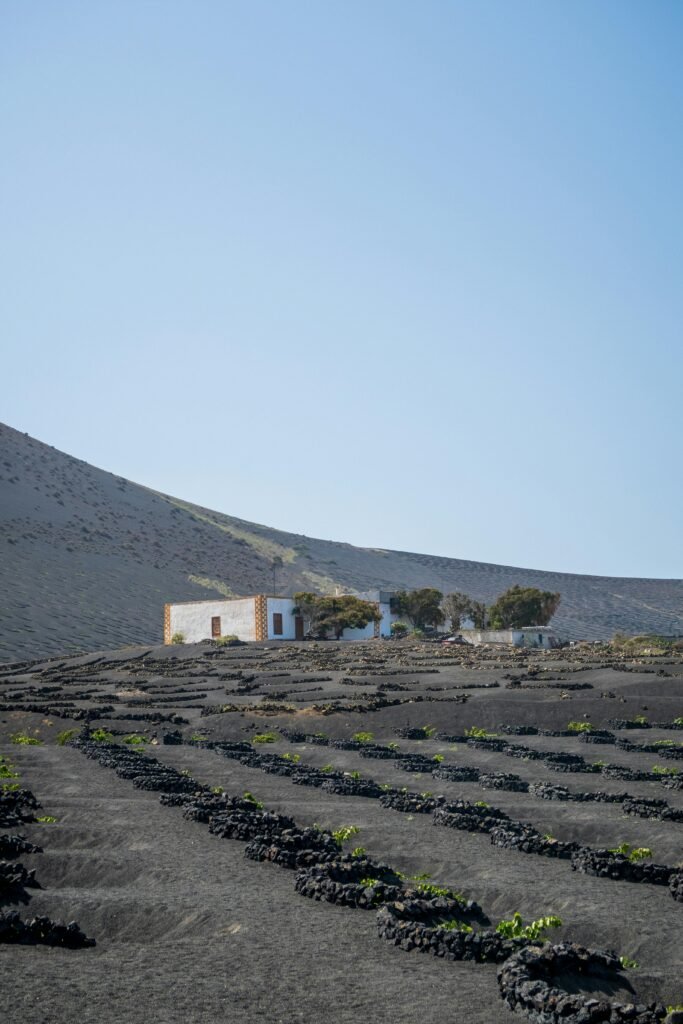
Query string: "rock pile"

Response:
xmin=497 ymin=942 xmax=665 ymax=1024
xmin=0 ymin=911 xmax=95 ymax=948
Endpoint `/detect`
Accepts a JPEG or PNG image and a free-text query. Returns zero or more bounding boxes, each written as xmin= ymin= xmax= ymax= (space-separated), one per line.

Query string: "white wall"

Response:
xmin=169 ymin=598 xmax=257 ymax=643
xmin=378 ymin=601 xmax=397 ymax=637
xmin=519 ymin=629 xmax=557 ymax=649
xmin=168 ymin=594 xmax=402 ymax=644
xmin=461 ymin=628 xmax=557 ymax=648
xmin=460 ymin=628 xmax=519 ymax=646
xmin=266 ymin=597 xmax=298 ymax=640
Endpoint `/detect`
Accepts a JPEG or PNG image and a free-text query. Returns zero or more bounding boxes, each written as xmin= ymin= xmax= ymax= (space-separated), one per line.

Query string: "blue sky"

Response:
xmin=2 ymin=1 xmax=682 ymax=578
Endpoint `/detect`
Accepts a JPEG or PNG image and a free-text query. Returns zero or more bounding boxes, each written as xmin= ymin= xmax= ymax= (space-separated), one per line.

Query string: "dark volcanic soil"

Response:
xmin=1 ymin=639 xmax=682 ymax=1024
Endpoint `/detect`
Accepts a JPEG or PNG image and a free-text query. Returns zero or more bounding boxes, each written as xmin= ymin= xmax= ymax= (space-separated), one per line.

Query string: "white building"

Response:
xmin=459 ymin=626 xmax=559 ymax=649
xmin=164 ymin=590 xmax=399 ymax=645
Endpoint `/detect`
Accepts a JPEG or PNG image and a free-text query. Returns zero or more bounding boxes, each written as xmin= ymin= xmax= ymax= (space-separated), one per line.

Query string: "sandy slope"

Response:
xmin=2 ymin=420 xmax=683 ymax=662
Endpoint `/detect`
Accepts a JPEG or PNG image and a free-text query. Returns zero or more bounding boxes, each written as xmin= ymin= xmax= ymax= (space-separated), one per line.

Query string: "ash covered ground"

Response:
xmin=1 ymin=638 xmax=682 ymax=1024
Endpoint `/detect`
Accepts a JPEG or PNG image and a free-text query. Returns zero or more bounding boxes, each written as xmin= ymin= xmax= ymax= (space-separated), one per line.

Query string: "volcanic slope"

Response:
xmin=1 ymin=421 xmax=683 ymax=662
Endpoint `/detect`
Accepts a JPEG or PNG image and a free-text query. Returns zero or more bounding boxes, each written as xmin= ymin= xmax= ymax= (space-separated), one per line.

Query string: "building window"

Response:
xmin=273 ymin=612 xmax=283 ymax=636
xmin=211 ymin=616 xmax=222 ymax=638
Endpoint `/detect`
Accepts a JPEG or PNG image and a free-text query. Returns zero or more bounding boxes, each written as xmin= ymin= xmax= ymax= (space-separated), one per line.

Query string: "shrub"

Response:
xmin=281 ymin=752 xmax=300 ymax=763
xmin=432 ymin=754 xmax=444 ymax=763
xmin=673 ymin=718 xmax=683 ymax=727
xmin=465 ymin=726 xmax=495 ymax=739
xmin=243 ymin=792 xmax=263 ymax=808
xmin=416 ymin=880 xmax=463 ymax=901
xmin=347 ymin=770 xmax=361 ymax=781
xmin=633 ymin=715 xmax=648 ymax=725
xmin=628 ymin=847 xmax=652 ymax=863
xmin=215 ymin=634 xmax=240 ymax=646
xmin=0 ymin=760 xmax=18 ymax=780
xmin=495 ymin=912 xmax=562 ymax=941
xmin=321 ymin=764 xmax=334 ymax=773
xmin=332 ymin=825 xmax=360 ymax=846
xmin=567 ymin=721 xmax=592 ymax=733
xmin=90 ymin=728 xmax=114 ymax=742
xmin=352 ymin=731 xmax=373 ymax=744
xmin=10 ymin=733 xmax=42 ymax=745
xmin=122 ymin=734 xmax=147 ymax=745
xmin=438 ymin=919 xmax=473 ymax=933
xmin=422 ymin=725 xmax=436 ymax=738
xmin=252 ymin=733 xmax=278 ymax=744
xmin=36 ymin=816 xmax=58 ymax=824
xmin=652 ymin=765 xmax=679 ymax=776
xmin=170 ymin=632 xmax=185 ymax=644
xmin=56 ymin=729 xmax=77 ymax=746
xmin=609 ymin=843 xmax=653 ymax=862
xmin=351 ymin=846 xmax=366 ymax=858
xmin=390 ymin=622 xmax=409 ymax=636
xmin=620 ymin=956 xmax=639 ymax=969
xmin=190 ymin=733 xmax=208 ymax=742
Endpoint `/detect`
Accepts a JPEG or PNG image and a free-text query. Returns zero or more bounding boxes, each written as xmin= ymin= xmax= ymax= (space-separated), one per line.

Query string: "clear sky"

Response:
xmin=2 ymin=1 xmax=682 ymax=579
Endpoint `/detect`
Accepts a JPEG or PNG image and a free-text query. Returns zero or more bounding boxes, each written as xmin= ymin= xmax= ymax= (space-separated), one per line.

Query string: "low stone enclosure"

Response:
xmin=65 ymin=735 xmax=679 ymax=1023
xmin=178 ymin=735 xmax=683 ymax=900
xmin=228 ymin=729 xmax=683 ymax=810
xmin=294 ymin=857 xmax=406 ymax=908
xmin=275 ymin=728 xmax=682 ymax=796
xmin=570 ymin=849 xmax=675 ymax=886
xmin=376 ymin=897 xmax=519 ymax=963
xmin=0 ymin=911 xmax=95 ymax=948
xmin=0 ymin=860 xmax=39 ymax=898
xmin=0 ymin=783 xmax=95 ymax=947
xmin=498 ymin=943 xmax=666 ymax=1024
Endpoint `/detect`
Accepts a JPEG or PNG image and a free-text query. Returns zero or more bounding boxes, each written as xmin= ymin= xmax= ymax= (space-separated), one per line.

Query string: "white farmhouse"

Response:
xmin=164 ymin=590 xmax=398 ymax=645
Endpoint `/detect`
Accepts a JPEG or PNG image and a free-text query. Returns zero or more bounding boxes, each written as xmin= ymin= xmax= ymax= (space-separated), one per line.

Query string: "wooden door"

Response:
xmin=294 ymin=615 xmax=304 ymax=640
xmin=211 ymin=616 xmax=222 ymax=638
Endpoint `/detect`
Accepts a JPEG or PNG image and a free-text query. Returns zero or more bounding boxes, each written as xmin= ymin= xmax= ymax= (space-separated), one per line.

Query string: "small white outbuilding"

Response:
xmin=459 ymin=625 xmax=559 ymax=649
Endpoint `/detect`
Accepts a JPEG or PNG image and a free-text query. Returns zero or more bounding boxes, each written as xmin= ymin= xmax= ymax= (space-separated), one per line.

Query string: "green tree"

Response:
xmin=468 ymin=600 xmax=488 ymax=629
xmin=291 ymin=592 xmax=321 ymax=635
xmin=394 ymin=589 xmax=445 ymax=630
xmin=292 ymin=593 xmax=381 ymax=639
xmin=442 ymin=592 xmax=475 ymax=631
xmin=487 ymin=585 xmax=560 ymax=629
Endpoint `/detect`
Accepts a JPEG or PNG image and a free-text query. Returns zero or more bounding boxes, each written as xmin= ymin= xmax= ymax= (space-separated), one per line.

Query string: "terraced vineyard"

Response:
xmin=1 ymin=638 xmax=682 ymax=1024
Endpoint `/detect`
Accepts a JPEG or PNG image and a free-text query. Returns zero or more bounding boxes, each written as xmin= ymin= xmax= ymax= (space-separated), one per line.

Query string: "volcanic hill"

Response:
xmin=1 ymin=421 xmax=682 ymax=662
